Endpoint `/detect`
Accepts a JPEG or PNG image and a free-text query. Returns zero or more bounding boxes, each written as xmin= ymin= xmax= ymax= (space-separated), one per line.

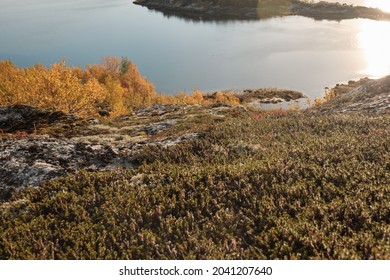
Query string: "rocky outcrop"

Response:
xmin=134 ymin=0 xmax=390 ymax=21
xmin=236 ymin=88 xmax=305 ymax=104
xmin=0 ymin=104 xmax=241 ymax=198
xmin=0 ymin=105 xmax=79 ymax=133
xmin=0 ymin=138 xmax=121 ymax=190
xmin=315 ymin=75 xmax=390 ymax=114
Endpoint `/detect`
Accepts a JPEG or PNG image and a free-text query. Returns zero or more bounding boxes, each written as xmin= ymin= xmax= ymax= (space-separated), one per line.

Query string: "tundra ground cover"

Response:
xmin=1 ymin=109 xmax=388 ymax=259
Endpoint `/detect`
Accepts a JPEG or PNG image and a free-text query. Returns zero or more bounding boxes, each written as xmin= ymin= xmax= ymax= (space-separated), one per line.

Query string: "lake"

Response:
xmin=1 ymin=0 xmax=390 ymax=101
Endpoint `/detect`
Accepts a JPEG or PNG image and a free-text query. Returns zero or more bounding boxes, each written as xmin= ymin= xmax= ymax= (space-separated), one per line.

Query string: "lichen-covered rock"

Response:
xmin=0 ymin=105 xmax=79 ymax=133
xmin=315 ymin=75 xmax=390 ymax=114
xmin=0 ymin=104 xmax=232 ymax=196
xmin=0 ymin=138 xmax=125 ymax=192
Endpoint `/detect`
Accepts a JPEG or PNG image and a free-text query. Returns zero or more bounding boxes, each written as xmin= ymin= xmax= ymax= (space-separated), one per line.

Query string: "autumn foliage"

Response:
xmin=0 ymin=60 xmax=104 ymax=117
xmin=0 ymin=57 xmax=240 ymax=118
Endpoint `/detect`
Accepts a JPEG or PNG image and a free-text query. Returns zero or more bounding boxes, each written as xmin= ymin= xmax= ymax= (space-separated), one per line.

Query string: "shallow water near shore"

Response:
xmin=1 ymin=0 xmax=389 ymax=100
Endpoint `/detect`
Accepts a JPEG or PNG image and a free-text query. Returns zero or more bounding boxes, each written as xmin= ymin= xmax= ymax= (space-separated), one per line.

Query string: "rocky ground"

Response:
xmin=1 ymin=78 xmax=389 ymax=259
xmin=134 ymin=0 xmax=390 ymax=21
xmin=1 ymin=75 xmax=389 ymax=199
xmin=0 ymin=103 xmax=244 ymax=199
xmin=314 ymin=75 xmax=390 ymax=114
xmin=234 ymin=88 xmax=305 ymax=104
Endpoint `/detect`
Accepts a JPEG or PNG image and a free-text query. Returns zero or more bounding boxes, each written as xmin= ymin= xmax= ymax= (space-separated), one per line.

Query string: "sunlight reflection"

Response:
xmin=357 ymin=20 xmax=390 ymax=77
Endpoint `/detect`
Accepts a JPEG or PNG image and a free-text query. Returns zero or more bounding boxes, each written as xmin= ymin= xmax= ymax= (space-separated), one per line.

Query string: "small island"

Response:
xmin=134 ymin=0 xmax=390 ymax=21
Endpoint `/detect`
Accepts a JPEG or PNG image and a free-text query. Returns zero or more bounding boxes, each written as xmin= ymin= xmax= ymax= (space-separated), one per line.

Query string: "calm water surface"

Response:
xmin=1 ymin=0 xmax=390 ymax=100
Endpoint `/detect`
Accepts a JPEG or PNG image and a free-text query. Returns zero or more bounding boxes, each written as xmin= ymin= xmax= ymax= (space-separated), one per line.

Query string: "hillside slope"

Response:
xmin=0 ymin=78 xmax=389 ymax=259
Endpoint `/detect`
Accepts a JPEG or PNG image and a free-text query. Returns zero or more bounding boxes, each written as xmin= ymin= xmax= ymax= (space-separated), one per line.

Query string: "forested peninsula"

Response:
xmin=134 ymin=0 xmax=390 ymax=21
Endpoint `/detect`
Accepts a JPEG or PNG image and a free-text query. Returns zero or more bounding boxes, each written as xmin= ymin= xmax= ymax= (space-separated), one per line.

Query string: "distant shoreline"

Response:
xmin=134 ymin=0 xmax=390 ymax=21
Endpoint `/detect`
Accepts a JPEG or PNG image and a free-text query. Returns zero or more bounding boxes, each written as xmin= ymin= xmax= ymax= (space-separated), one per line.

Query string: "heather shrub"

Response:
xmin=1 ymin=112 xmax=388 ymax=259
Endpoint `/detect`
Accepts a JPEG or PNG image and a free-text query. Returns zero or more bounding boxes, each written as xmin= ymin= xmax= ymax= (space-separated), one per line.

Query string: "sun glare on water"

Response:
xmin=357 ymin=19 xmax=390 ymax=77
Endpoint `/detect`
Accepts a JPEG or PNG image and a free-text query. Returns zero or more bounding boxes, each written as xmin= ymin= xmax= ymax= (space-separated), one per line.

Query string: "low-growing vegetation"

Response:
xmin=1 ymin=110 xmax=389 ymax=259
xmin=0 ymin=55 xmax=389 ymax=260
